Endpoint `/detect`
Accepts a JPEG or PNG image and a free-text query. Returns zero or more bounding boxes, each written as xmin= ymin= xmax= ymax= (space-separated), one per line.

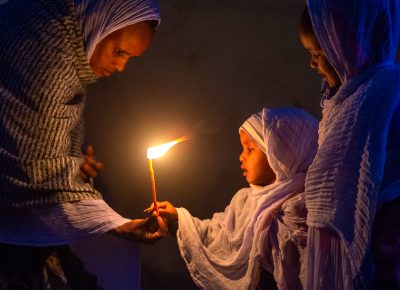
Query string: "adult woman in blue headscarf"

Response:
xmin=302 ymin=1 xmax=400 ymax=289
xmin=0 ymin=0 xmax=163 ymax=288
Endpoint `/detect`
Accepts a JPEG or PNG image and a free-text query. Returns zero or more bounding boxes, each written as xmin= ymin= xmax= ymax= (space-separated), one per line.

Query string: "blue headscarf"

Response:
xmin=305 ymin=1 xmax=400 ymax=289
xmin=307 ymin=0 xmax=400 ymax=84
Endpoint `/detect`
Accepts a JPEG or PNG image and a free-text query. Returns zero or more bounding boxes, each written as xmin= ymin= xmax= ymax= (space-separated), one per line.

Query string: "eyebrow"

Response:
xmin=242 ymin=140 xmax=256 ymax=146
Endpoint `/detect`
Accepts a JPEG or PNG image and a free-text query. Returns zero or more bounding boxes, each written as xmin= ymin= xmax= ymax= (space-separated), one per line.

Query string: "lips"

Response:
xmin=241 ymin=166 xmax=247 ymax=176
xmin=317 ymin=70 xmax=327 ymax=79
xmin=102 ymin=68 xmax=113 ymax=77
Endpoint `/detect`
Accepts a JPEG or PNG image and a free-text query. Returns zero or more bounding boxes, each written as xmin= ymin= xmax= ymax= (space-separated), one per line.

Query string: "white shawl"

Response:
xmin=176 ymin=108 xmax=318 ymax=290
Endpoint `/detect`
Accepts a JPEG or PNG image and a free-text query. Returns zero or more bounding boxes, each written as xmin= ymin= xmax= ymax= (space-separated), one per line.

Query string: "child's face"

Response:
xmin=239 ymin=131 xmax=275 ymax=186
xmin=299 ymin=31 xmax=341 ymax=88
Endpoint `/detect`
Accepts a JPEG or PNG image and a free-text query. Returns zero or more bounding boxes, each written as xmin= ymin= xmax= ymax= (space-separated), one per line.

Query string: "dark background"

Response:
xmin=84 ymin=0 xmax=321 ymax=289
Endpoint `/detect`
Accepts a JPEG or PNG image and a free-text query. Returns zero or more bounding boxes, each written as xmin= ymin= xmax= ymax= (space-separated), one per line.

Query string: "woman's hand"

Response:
xmin=111 ymin=214 xmax=167 ymax=244
xmin=145 ymin=201 xmax=178 ymax=236
xmin=80 ymin=145 xmax=104 ymax=183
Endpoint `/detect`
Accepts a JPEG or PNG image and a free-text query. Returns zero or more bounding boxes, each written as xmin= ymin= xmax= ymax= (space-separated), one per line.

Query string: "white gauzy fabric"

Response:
xmin=177 ymin=108 xmax=318 ymax=290
xmin=305 ymin=1 xmax=400 ymax=289
xmin=0 ymin=199 xmax=130 ymax=245
xmin=306 ymin=62 xmax=400 ymax=290
xmin=0 ymin=200 xmax=139 ymax=290
xmin=75 ymin=0 xmax=161 ymax=60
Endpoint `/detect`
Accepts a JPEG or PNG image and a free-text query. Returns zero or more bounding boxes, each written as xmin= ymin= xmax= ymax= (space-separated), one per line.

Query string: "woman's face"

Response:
xmin=90 ymin=22 xmax=154 ymax=78
xmin=299 ymin=31 xmax=341 ymax=88
xmin=239 ymin=131 xmax=275 ymax=186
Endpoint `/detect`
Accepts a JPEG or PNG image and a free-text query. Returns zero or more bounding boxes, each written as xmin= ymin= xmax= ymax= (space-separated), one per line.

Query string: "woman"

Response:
xmin=0 ymin=0 xmax=164 ymax=288
xmin=302 ymin=1 xmax=400 ymax=289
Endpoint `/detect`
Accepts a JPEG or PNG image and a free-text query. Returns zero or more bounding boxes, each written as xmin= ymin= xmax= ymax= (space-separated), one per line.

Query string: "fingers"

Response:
xmin=83 ymin=145 xmax=104 ymax=170
xmin=156 ymin=216 xmax=167 ymax=236
xmin=144 ymin=201 xmax=167 ymax=213
xmin=113 ymin=217 xmax=169 ymax=244
xmin=143 ymin=203 xmax=154 ymax=213
xmin=84 ymin=145 xmax=94 ymax=156
xmin=84 ymin=155 xmax=104 ymax=170
xmin=81 ymin=162 xmax=99 ymax=178
xmin=144 ymin=217 xmax=167 ymax=241
xmin=80 ymin=145 xmax=104 ymax=182
xmin=80 ymin=171 xmax=88 ymax=181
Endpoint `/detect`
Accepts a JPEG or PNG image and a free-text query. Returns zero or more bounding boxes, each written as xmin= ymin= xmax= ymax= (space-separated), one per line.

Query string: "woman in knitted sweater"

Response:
xmin=0 ymin=0 xmax=165 ymax=289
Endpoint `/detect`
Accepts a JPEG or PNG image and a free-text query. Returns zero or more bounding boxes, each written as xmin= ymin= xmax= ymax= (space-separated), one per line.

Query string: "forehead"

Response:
xmin=240 ymin=130 xmax=256 ymax=145
xmin=299 ymin=32 xmax=322 ymax=51
xmin=105 ymin=23 xmax=154 ymax=55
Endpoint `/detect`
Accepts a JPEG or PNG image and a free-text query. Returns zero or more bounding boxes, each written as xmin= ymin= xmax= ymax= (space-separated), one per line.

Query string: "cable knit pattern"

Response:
xmin=0 ymin=0 xmax=100 ymax=206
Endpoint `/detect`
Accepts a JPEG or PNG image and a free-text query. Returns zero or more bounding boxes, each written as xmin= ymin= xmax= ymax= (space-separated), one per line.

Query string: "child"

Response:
xmin=298 ymin=3 xmax=400 ymax=290
xmin=298 ymin=7 xmax=340 ymax=105
xmin=148 ymin=107 xmax=318 ymax=290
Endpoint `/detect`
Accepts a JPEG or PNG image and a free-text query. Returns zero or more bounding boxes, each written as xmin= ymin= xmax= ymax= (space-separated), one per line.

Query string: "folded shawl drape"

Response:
xmin=305 ymin=1 xmax=400 ymax=289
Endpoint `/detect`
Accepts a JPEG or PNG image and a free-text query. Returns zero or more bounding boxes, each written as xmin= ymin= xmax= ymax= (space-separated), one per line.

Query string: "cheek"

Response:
xmin=320 ymin=59 xmax=334 ymax=75
xmin=91 ymin=45 xmax=113 ymax=67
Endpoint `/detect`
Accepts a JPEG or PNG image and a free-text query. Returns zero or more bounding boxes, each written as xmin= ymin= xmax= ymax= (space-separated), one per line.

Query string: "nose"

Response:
xmin=239 ymin=152 xmax=245 ymax=162
xmin=310 ymin=56 xmax=318 ymax=70
xmin=115 ymin=58 xmax=129 ymax=72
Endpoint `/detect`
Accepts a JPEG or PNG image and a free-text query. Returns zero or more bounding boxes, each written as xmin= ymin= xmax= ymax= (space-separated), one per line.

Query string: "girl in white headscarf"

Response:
xmin=0 ymin=0 xmax=162 ymax=289
xmin=147 ymin=107 xmax=319 ymax=290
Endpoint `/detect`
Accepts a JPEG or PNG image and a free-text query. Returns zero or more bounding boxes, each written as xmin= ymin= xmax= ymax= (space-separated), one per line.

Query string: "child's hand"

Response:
xmin=144 ymin=201 xmax=178 ymax=223
xmin=145 ymin=201 xmax=179 ymax=237
xmin=80 ymin=145 xmax=104 ymax=183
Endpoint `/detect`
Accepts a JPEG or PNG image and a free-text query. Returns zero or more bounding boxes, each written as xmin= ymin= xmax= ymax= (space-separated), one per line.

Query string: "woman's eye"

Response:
xmin=115 ymin=48 xmax=124 ymax=57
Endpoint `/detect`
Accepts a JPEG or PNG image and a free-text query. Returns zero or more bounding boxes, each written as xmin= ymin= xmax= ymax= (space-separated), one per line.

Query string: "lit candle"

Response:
xmin=146 ymin=137 xmax=188 ymax=214
xmin=147 ymin=158 xmax=158 ymax=214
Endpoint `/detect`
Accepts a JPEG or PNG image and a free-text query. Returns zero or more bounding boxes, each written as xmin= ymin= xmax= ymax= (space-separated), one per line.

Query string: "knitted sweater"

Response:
xmin=0 ymin=0 xmax=101 ymax=206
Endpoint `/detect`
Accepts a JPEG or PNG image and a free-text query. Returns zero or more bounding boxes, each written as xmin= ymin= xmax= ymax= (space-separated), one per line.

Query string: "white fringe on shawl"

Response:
xmin=176 ymin=108 xmax=318 ymax=290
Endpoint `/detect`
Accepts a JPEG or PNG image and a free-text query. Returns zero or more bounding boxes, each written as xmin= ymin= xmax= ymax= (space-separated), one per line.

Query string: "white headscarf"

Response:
xmin=176 ymin=107 xmax=318 ymax=289
xmin=240 ymin=108 xmax=318 ymax=181
xmin=75 ymin=0 xmax=161 ymax=60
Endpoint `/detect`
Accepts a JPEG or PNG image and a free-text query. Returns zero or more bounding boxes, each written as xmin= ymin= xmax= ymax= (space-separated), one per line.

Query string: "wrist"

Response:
xmin=169 ymin=219 xmax=178 ymax=237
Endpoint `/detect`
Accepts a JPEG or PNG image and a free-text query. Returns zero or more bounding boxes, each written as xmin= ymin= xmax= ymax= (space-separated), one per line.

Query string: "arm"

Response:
xmin=110 ymin=214 xmax=167 ymax=244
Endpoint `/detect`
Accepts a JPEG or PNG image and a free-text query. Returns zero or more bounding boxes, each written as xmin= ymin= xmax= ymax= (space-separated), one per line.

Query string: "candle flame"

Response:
xmin=147 ymin=136 xmax=188 ymax=159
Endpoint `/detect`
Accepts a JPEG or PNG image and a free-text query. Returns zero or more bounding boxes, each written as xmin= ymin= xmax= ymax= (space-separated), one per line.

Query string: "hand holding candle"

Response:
xmin=146 ymin=136 xmax=188 ymax=215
